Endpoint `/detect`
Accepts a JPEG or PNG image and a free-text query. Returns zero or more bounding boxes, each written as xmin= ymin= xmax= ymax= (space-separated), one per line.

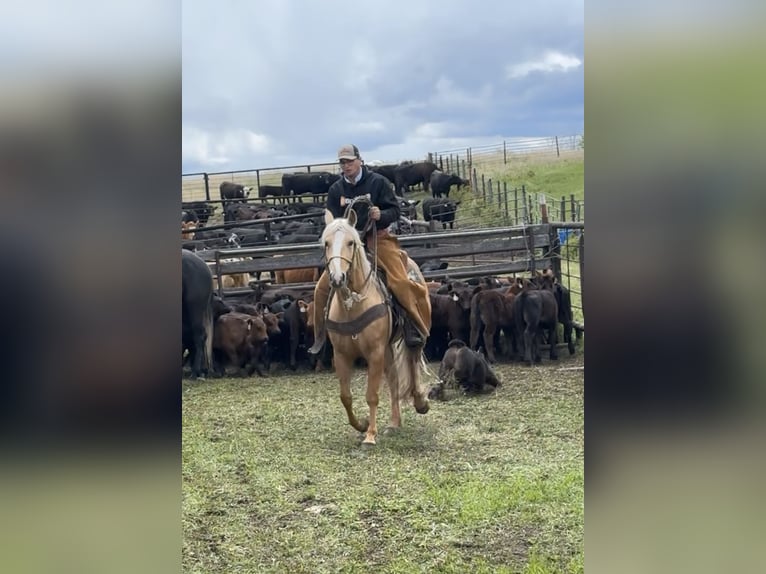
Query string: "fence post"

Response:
xmin=561 ymin=196 xmax=567 ymax=222
xmin=461 ymin=159 xmax=466 ymax=179
xmin=428 ymin=152 xmax=433 ymax=163
xmin=438 ymin=155 xmax=444 ymax=171
xmin=203 ymin=173 xmax=210 ymax=201
xmin=256 ymin=169 xmax=261 ymax=194
xmin=503 ymin=140 xmax=507 ymax=164
xmin=467 ymin=147 xmax=471 ymax=167
xmin=487 ymin=178 xmax=493 ymax=202
xmin=549 ymin=223 xmax=562 ymax=280
xmin=576 ymin=201 xmax=582 ymax=222
xmin=529 ymin=195 xmax=535 ymax=224
xmin=503 ymin=181 xmax=509 ymax=223
xmin=481 ymin=173 xmax=486 ymax=200
xmin=496 ymin=180 xmax=501 ymax=211
xmin=555 ymin=136 xmax=560 ymax=157
xmin=540 ymin=193 xmax=549 ymax=224
xmin=570 ymin=194 xmax=576 ymax=221
xmin=446 ymin=156 xmax=451 ymax=173
xmin=472 ymin=168 xmax=478 ymax=196
xmin=521 ymin=185 xmax=528 ymax=223
xmin=514 ymin=187 xmax=519 ymax=225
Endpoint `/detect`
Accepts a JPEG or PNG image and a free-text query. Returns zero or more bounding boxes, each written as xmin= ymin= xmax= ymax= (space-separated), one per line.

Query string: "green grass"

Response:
xmin=183 ymin=355 xmax=583 ymax=573
xmin=477 ymin=151 xmax=584 ymax=206
xmin=404 ymin=151 xmax=583 ymax=229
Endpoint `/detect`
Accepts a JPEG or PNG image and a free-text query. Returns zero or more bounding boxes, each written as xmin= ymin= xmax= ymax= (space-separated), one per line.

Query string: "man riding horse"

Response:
xmin=309 ymin=144 xmax=431 ymax=353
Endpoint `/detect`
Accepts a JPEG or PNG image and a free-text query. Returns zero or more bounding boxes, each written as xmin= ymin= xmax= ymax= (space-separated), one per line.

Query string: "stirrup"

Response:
xmin=403 ymin=320 xmax=425 ymax=349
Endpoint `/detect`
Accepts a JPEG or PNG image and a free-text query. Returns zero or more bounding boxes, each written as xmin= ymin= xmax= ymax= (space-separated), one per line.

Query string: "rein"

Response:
xmin=340 ymin=196 xmax=378 ymax=288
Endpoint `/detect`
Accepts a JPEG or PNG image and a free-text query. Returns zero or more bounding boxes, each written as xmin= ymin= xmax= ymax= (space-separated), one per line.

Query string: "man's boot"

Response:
xmin=308 ymin=292 xmax=329 ymax=355
xmin=403 ymin=314 xmax=427 ymax=349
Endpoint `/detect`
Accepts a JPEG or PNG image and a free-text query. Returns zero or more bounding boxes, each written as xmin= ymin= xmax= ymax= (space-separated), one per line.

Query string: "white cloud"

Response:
xmin=506 ymin=51 xmax=582 ymax=79
xmin=181 ymin=1 xmax=583 ymax=172
xmin=182 ymin=126 xmax=271 ymax=167
xmin=353 ymin=121 xmax=386 ymax=132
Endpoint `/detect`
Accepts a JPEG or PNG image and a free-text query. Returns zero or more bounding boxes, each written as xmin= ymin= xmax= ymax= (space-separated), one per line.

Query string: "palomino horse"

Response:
xmin=321 ymin=207 xmax=430 ymax=445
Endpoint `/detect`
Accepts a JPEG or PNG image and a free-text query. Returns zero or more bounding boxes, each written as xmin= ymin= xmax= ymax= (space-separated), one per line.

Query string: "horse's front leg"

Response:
xmin=334 ymin=350 xmax=367 ymax=433
xmin=363 ymin=351 xmax=385 ymax=445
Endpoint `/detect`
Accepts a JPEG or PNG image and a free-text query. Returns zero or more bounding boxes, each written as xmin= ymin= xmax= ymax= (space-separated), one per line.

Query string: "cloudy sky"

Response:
xmin=182 ymin=0 xmax=583 ymax=173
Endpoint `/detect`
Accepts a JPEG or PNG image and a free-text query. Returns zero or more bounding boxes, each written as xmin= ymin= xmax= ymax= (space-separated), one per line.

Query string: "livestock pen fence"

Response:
xmin=427 ymin=135 xmax=584 ymax=228
xmin=196 ymin=220 xmax=585 ymax=330
xmin=181 ymin=134 xmax=584 ymax=212
xmin=182 ymin=135 xmax=585 ymax=324
xmin=182 ymin=160 xmax=341 ymax=204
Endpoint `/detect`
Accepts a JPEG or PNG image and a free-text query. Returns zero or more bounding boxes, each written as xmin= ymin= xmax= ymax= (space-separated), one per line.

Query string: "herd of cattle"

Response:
xmin=182 ymin=160 xmax=576 ymax=394
xmin=181 ymin=194 xmax=462 ymax=255
xmin=182 ymin=240 xmax=577 ymax=396
xmin=215 ymin=160 xmax=469 ymax=205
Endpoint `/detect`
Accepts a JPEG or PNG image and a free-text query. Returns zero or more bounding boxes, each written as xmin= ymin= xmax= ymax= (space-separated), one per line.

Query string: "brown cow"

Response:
xmin=275 ymin=267 xmax=320 ymax=284
xmin=212 ymin=312 xmax=269 ymax=376
xmin=181 ymin=220 xmax=198 ymax=240
xmin=469 ymin=287 xmax=518 ymax=363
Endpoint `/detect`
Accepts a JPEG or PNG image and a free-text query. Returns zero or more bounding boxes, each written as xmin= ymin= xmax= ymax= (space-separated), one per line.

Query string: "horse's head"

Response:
xmin=322 ymin=209 xmax=364 ymax=289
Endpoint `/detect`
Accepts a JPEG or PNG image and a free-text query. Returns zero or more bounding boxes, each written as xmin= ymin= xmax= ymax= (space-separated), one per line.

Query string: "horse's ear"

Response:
xmin=347 ymin=208 xmax=357 ymax=227
xmin=324 ymin=209 xmax=334 ymax=226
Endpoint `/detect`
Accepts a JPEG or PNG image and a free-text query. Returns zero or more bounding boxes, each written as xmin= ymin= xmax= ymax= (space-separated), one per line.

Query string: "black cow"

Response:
xmin=429 ymin=171 xmax=469 ymax=199
xmin=278 ymin=233 xmax=320 ymax=245
xmin=259 ymin=184 xmax=289 ymax=203
xmin=422 ymin=198 xmax=461 ymax=229
xmin=282 ymin=172 xmax=340 ymax=202
xmin=514 ymin=279 xmax=559 ymax=365
xmin=368 ymin=164 xmax=398 ymax=187
xmin=432 ymin=339 xmax=501 ymax=397
xmin=393 ymin=161 xmax=439 ymax=195
xmin=182 ymin=250 xmax=214 ymax=379
xmin=282 ymin=202 xmax=326 ymax=215
xmin=182 ymin=201 xmax=217 ymax=226
xmin=228 ymin=227 xmax=275 ymax=247
xmin=398 ymin=198 xmax=420 ymax=220
xmin=419 ymin=259 xmax=448 ymax=273
xmin=219 ymin=181 xmax=252 ymax=206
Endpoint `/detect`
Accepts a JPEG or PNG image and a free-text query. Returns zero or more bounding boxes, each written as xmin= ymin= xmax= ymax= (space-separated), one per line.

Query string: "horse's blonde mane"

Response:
xmin=320 ymin=217 xmax=363 ymax=246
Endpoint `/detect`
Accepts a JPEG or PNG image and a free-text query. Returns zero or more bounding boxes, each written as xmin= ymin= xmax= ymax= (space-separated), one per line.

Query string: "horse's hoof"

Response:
xmin=415 ymin=401 xmax=430 ymax=415
xmin=361 ymin=439 xmax=376 ymax=448
xmin=382 ymin=426 xmax=400 ymax=436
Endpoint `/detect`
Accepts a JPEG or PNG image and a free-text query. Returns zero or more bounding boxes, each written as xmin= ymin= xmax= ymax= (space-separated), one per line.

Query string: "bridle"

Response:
xmin=324 ymin=195 xmax=379 ymax=309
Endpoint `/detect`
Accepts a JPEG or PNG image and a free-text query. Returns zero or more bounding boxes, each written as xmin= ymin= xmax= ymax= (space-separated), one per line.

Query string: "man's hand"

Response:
xmin=369 ymin=206 xmax=381 ymax=220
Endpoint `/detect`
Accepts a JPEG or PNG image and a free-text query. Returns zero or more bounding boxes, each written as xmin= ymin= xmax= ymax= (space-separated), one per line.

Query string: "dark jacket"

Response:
xmin=326 ymin=166 xmax=400 ymax=233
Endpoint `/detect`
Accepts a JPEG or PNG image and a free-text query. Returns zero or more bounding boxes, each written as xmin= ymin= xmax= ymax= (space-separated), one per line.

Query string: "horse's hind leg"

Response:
xmin=334 ymin=352 xmax=367 ymax=434
xmin=385 ymin=356 xmax=402 ymax=432
xmin=409 ymin=350 xmax=430 ymax=414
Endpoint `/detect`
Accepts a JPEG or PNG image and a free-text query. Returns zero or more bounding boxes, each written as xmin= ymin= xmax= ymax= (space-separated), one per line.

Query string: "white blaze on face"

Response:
xmin=329 ymin=228 xmax=346 ymax=284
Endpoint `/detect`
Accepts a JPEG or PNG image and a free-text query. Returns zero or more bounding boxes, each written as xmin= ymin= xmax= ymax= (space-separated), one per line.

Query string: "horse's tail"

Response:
xmin=387 ymin=339 xmax=430 ymax=414
xmin=202 ymin=291 xmax=214 ymax=375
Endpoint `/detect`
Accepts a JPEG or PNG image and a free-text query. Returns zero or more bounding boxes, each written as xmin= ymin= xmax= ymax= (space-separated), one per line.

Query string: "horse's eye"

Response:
xmin=347 ymin=241 xmax=353 ymax=247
